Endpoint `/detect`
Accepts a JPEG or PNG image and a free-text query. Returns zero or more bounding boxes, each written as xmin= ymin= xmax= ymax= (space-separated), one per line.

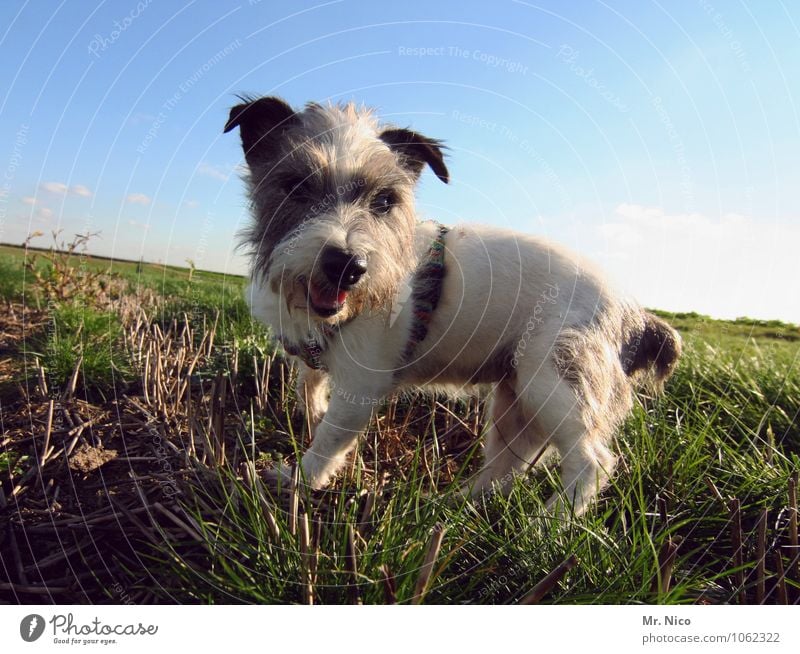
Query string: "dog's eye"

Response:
xmin=371 ymin=190 xmax=396 ymax=215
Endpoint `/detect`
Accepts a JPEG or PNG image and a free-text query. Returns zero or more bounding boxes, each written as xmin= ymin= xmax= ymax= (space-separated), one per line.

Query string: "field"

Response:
xmin=0 ymin=234 xmax=798 ymax=604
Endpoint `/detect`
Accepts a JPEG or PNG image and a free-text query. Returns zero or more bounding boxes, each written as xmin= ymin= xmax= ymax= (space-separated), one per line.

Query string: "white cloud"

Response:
xmin=196 ymin=162 xmax=229 ymax=182
xmin=39 ymin=182 xmax=93 ymax=197
xmin=589 ymin=203 xmax=800 ymax=322
xmin=126 ymin=193 xmax=151 ymax=205
xmin=184 ymin=199 xmax=200 ymax=208
xmin=21 ymin=196 xmax=36 ymax=205
xmin=128 ymin=219 xmax=150 ymax=230
xmin=71 ymin=184 xmax=93 ymax=197
xmin=36 ymin=206 xmax=53 ymax=220
xmin=41 ymin=181 xmax=68 ymax=194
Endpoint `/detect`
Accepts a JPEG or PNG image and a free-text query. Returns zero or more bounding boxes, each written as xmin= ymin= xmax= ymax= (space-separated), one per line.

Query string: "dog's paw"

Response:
xmin=261 ymin=462 xmax=325 ymax=498
xmin=261 ymin=462 xmax=294 ymax=490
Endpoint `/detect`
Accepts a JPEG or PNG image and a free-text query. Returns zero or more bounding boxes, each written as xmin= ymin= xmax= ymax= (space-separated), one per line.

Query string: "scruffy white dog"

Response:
xmin=226 ymin=96 xmax=681 ymax=515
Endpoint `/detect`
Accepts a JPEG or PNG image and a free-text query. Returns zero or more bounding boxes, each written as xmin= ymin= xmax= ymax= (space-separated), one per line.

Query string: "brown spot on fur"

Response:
xmin=621 ymin=312 xmax=681 ymax=382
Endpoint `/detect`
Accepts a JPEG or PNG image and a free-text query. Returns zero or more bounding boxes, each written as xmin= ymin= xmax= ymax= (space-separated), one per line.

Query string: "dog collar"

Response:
xmin=282 ymin=323 xmax=338 ymax=371
xmin=399 ymin=223 xmax=449 ymax=366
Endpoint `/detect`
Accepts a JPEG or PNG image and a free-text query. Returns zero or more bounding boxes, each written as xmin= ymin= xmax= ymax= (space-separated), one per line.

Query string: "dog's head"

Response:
xmin=225 ymin=96 xmax=448 ymax=324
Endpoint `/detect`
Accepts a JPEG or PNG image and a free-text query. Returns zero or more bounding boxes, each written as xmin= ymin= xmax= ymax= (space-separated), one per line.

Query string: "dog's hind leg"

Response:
xmin=468 ymin=380 xmax=550 ymax=496
xmin=547 ymin=436 xmax=616 ymax=517
xmin=514 ymin=360 xmax=618 ymax=517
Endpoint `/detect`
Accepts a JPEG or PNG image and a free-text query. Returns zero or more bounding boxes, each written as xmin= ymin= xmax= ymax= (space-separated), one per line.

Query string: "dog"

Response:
xmin=225 ymin=95 xmax=681 ymax=515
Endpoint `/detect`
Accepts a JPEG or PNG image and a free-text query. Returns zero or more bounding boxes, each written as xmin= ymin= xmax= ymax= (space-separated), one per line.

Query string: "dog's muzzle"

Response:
xmin=321 ymin=247 xmax=367 ymax=289
xmin=305 ymin=247 xmax=367 ymax=317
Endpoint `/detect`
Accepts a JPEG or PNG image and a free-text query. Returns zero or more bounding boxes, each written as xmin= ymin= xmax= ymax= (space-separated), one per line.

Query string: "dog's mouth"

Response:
xmin=300 ymin=276 xmax=348 ymax=317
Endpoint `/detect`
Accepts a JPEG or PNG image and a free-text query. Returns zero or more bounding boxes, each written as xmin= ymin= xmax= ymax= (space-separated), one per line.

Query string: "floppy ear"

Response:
xmin=379 ymin=128 xmax=449 ymax=183
xmin=224 ymin=96 xmax=298 ymax=166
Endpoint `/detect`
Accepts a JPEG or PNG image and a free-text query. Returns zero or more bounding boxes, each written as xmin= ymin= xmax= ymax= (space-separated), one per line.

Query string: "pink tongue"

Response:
xmin=310 ymin=283 xmax=348 ymax=309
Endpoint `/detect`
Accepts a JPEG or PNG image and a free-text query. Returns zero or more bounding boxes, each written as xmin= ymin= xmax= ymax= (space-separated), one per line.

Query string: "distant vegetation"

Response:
xmin=0 ymin=234 xmax=798 ymax=604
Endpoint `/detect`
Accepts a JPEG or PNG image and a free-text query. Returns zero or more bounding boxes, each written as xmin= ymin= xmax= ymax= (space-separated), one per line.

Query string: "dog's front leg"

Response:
xmin=296 ymin=363 xmax=329 ymax=430
xmin=296 ymin=377 xmax=391 ymax=489
xmin=264 ymin=371 xmax=393 ymax=489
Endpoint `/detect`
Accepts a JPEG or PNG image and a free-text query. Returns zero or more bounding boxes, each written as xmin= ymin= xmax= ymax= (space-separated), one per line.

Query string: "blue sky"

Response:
xmin=1 ymin=0 xmax=798 ymax=321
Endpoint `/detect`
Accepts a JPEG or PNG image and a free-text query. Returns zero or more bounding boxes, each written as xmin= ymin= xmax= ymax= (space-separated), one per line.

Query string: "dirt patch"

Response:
xmin=68 ymin=444 xmax=118 ymax=473
xmin=0 ymin=298 xmax=480 ymax=604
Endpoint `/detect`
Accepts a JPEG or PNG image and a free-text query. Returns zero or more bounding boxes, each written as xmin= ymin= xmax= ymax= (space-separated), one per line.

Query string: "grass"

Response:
xmin=0 ymin=237 xmax=798 ymax=604
xmin=138 ymin=340 xmax=799 ymax=604
xmin=26 ymin=304 xmax=130 ymax=397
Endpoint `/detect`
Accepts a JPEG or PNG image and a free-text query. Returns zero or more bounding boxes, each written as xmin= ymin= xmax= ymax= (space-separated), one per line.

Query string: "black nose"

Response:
xmin=320 ymin=248 xmax=368 ymax=289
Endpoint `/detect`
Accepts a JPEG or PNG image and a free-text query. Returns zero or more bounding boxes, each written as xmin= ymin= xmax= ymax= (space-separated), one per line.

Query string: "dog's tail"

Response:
xmin=621 ymin=312 xmax=682 ymax=389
